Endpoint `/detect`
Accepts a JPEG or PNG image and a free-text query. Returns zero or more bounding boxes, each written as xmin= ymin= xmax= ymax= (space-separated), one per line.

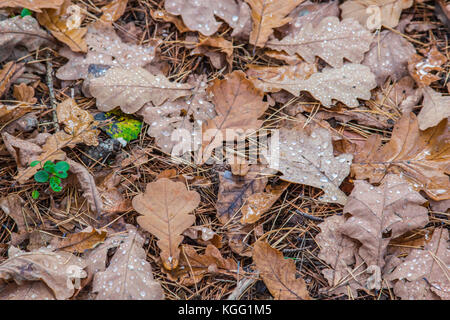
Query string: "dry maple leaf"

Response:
xmin=132 ymin=178 xmax=200 ymax=270
xmin=56 ymin=22 xmax=157 ymax=83
xmin=272 ymin=127 xmax=352 ymax=205
xmin=240 ymin=181 xmax=289 ymax=224
xmin=200 ymin=70 xmax=268 ymax=163
xmin=0 ymin=16 xmax=54 ymax=63
xmin=165 ymin=0 xmax=251 ymax=37
xmin=362 ymin=30 xmax=416 ymax=86
xmin=253 ymin=241 xmax=311 ymax=299
xmin=408 ymin=46 xmax=448 ymax=87
xmin=386 ymin=227 xmax=450 ymax=300
xmin=53 ymin=227 xmax=107 ymax=253
xmin=37 ymin=0 xmax=87 ymax=52
xmin=245 ymin=0 xmax=304 ymax=47
xmin=139 ymin=75 xmax=215 ymax=154
xmin=351 ymin=112 xmax=450 ymax=201
xmin=89 ymin=66 xmax=192 ymax=114
xmin=0 ymin=0 xmax=63 ymax=12
xmin=340 ymin=174 xmax=429 ymax=276
xmin=0 ymin=246 xmax=86 ymax=300
xmin=166 ymin=244 xmax=237 ymax=285
xmin=92 ymin=226 xmax=164 ymax=300
xmin=340 ymin=0 xmax=413 ymax=29
xmin=56 ymin=98 xmax=99 ymax=146
xmin=417 ymin=86 xmax=450 ymax=131
xmin=267 ymin=17 xmax=373 ymax=68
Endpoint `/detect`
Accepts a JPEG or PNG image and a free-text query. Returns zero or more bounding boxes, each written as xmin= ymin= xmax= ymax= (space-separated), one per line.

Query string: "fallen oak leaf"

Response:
xmin=252 ymin=241 xmax=311 ymax=300
xmin=92 ymin=225 xmax=164 ymax=300
xmin=132 ymin=178 xmax=200 ymax=270
xmin=417 ymin=86 xmax=450 ymax=131
xmin=0 ymin=281 xmax=55 ymax=300
xmin=13 ymin=83 xmax=37 ymax=104
xmin=52 ymin=227 xmax=107 ymax=253
xmin=267 ymin=17 xmax=373 ymax=68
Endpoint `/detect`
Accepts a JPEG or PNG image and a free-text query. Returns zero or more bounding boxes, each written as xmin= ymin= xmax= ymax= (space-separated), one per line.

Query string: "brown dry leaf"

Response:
xmin=92 ymin=226 xmax=164 ymax=300
xmin=315 ymin=215 xmax=366 ymax=297
xmin=246 ymin=0 xmax=304 ymax=47
xmin=277 ymin=0 xmax=339 ymax=37
xmin=0 ymin=246 xmax=86 ymax=300
xmin=340 ymin=0 xmax=413 ymax=29
xmin=191 ymin=35 xmax=234 ymax=69
xmin=0 ymin=16 xmax=54 ymax=63
xmin=139 ymin=75 xmax=215 ymax=154
xmin=167 ymin=244 xmax=237 ymax=285
xmin=272 ymin=127 xmax=352 ymax=205
xmin=98 ymin=172 xmax=132 ymax=214
xmin=417 ymin=86 xmax=450 ymax=131
xmin=351 ymin=112 xmax=450 ymax=201
xmin=241 ymin=181 xmax=289 ymax=224
xmin=53 ymin=227 xmax=107 ymax=253
xmin=246 ymin=62 xmax=317 ymax=93
xmin=0 ymin=281 xmax=55 ymax=300
xmin=340 ymin=174 xmax=429 ymax=278
xmin=37 ymin=0 xmax=87 ymax=52
xmin=132 ymin=178 xmax=200 ymax=270
xmin=56 ymin=98 xmax=99 ymax=146
xmin=89 ymin=67 xmax=192 ymax=114
xmin=362 ymin=31 xmax=416 ymax=86
xmin=13 ymin=83 xmax=37 ymax=104
xmin=387 ymin=228 xmax=449 ymax=300
xmin=267 ymin=17 xmax=373 ymax=68
xmin=183 ymin=226 xmax=221 ymax=247
xmin=408 ymin=46 xmax=448 ymax=87
xmin=0 ymin=104 xmax=33 ymax=125
xmin=150 ymin=9 xmax=190 ymax=33
xmin=56 ymin=22 xmax=157 ymax=83
xmin=100 ymin=0 xmax=128 ymax=23
xmin=253 ymin=241 xmax=311 ymax=300
xmin=0 ymin=61 xmax=24 ymax=98
xmin=200 ymin=70 xmax=268 ymax=163
xmin=165 ymin=0 xmax=251 ymax=37
xmin=0 ymin=0 xmax=63 ymax=12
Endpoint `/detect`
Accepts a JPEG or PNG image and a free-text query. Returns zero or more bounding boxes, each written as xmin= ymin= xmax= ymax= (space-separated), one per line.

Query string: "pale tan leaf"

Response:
xmin=272 ymin=127 xmax=352 ymax=205
xmin=0 ymin=246 xmax=86 ymax=300
xmin=341 ymin=174 xmax=429 ymax=274
xmin=92 ymin=226 xmax=164 ymax=300
xmin=37 ymin=0 xmax=87 ymax=52
xmin=418 ymin=86 xmax=450 ymax=130
xmin=351 ymin=112 xmax=450 ymax=201
xmin=0 ymin=0 xmax=63 ymax=12
xmin=131 ymin=178 xmax=200 ymax=270
xmin=245 ymin=0 xmax=304 ymax=47
xmin=386 ymin=228 xmax=450 ymax=300
xmin=253 ymin=241 xmax=311 ymax=299
xmin=89 ymin=67 xmax=192 ymax=114
xmin=340 ymin=0 xmax=413 ymax=29
xmin=267 ymin=17 xmax=373 ymax=68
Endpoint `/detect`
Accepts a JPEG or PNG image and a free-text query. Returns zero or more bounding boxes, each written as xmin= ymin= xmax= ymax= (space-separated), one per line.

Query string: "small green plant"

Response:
xmin=30 ymin=160 xmax=70 ymax=198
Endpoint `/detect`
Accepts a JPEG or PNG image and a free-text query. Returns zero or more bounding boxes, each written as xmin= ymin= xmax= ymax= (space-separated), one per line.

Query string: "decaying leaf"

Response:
xmin=387 ymin=228 xmax=449 ymax=300
xmin=0 ymin=246 xmax=86 ymax=300
xmin=241 ymin=181 xmax=289 ymax=224
xmin=89 ymin=67 xmax=192 ymax=114
xmin=272 ymin=127 xmax=352 ymax=205
xmin=37 ymin=0 xmax=87 ymax=52
xmin=92 ymin=226 xmax=164 ymax=300
xmin=200 ymin=70 xmax=268 ymax=162
xmin=166 ymin=244 xmax=237 ymax=285
xmin=132 ymin=178 xmax=200 ymax=270
xmin=341 ymin=174 xmax=428 ymax=276
xmin=0 ymin=16 xmax=54 ymax=63
xmin=340 ymin=0 xmax=413 ymax=29
xmin=417 ymin=86 xmax=450 ymax=131
xmin=408 ymin=46 xmax=448 ymax=87
xmin=246 ymin=0 xmax=304 ymax=47
xmin=253 ymin=241 xmax=311 ymax=300
xmin=267 ymin=17 xmax=373 ymax=68
xmin=56 ymin=98 xmax=99 ymax=146
xmin=351 ymin=112 xmax=450 ymax=201
xmin=53 ymin=227 xmax=107 ymax=253
xmin=0 ymin=0 xmax=63 ymax=12
xmin=362 ymin=31 xmax=416 ymax=86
